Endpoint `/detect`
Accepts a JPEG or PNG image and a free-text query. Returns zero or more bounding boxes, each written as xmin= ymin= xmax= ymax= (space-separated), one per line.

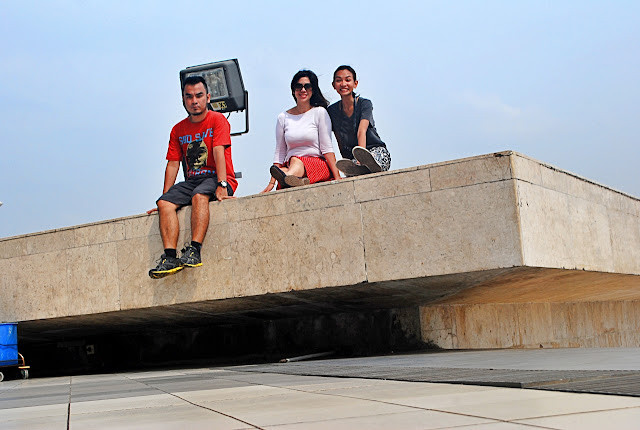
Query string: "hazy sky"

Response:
xmin=1 ymin=1 xmax=638 ymax=238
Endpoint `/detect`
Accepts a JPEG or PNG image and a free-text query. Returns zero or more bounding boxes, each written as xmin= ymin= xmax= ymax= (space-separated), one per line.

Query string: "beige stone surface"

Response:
xmin=0 ymin=251 xmax=70 ymax=322
xmin=118 ymin=228 xmax=230 ymax=309
xmin=66 ymin=243 xmax=121 ymax=315
xmin=510 ymin=153 xmax=542 ymax=186
xmin=202 ymin=199 xmax=232 ymax=226
xmin=538 ymin=162 xmax=579 ymax=196
xmin=421 ymin=300 xmax=640 ymax=349
xmin=516 ymin=302 xmax=555 ymax=347
xmin=608 ymin=208 xmax=640 ymax=274
xmin=0 ymin=236 xmax=27 ymax=259
xmin=225 ymin=190 xmax=289 ymax=222
xmin=0 ymin=258 xmax=11 ymax=321
xmin=362 ymin=180 xmax=522 ymax=283
xmin=432 ymin=268 xmax=640 ymax=305
xmin=607 ymin=190 xmax=640 ymax=216
xmin=231 ymin=204 xmax=366 ymax=297
xmin=73 ymin=221 xmax=126 ymax=247
xmin=457 ymin=303 xmax=520 ymax=348
xmin=124 ymin=214 xmax=160 ymax=240
xmin=419 ymin=306 xmax=455 ymax=349
xmin=226 ymin=180 xmax=354 ymax=223
xmin=25 ymin=229 xmax=74 ymax=255
xmin=517 ymin=181 xmax=616 ymax=273
xmin=430 ymin=153 xmax=513 ymax=191
xmin=2 ymin=151 xmax=639 ymax=351
xmin=354 ymin=167 xmax=430 ymax=202
xmin=420 ymin=266 xmax=640 ymax=348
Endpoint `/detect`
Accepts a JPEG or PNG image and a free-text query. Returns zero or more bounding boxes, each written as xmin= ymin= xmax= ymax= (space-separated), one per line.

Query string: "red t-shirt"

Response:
xmin=166 ymin=111 xmax=238 ymax=192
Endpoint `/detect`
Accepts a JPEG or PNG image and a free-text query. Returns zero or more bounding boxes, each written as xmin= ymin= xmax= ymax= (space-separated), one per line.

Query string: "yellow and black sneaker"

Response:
xmin=149 ymin=254 xmax=184 ymax=279
xmin=179 ymin=244 xmax=202 ymax=267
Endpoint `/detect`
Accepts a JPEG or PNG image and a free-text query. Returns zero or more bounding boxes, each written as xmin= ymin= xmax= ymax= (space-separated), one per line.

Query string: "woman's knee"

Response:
xmin=288 ymin=157 xmax=306 ymax=176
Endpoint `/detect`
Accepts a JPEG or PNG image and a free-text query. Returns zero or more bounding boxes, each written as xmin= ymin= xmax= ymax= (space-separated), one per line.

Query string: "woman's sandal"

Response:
xmin=270 ymin=165 xmax=289 ymax=188
xmin=284 ymin=175 xmax=311 ymax=187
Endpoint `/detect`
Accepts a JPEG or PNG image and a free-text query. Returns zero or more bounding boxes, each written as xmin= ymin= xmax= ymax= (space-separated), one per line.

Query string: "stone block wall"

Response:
xmin=1 ymin=151 xmax=639 ymax=353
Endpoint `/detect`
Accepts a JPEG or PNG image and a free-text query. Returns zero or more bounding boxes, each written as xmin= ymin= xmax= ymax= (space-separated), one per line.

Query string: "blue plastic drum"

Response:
xmin=0 ymin=323 xmax=18 ymax=367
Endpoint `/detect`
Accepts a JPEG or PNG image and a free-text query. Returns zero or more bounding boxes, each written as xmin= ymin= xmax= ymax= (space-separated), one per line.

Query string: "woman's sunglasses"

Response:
xmin=293 ymin=83 xmax=313 ymax=91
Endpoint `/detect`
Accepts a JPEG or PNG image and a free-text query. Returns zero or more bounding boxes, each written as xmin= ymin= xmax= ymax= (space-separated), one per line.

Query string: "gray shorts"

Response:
xmin=157 ymin=176 xmax=233 ymax=207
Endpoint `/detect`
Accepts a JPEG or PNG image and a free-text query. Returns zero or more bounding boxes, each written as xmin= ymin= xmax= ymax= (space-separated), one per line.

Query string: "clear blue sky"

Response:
xmin=1 ymin=1 xmax=638 ymax=238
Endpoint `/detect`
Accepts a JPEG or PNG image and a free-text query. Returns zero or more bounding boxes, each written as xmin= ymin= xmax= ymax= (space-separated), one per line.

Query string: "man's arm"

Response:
xmin=147 ymin=160 xmax=180 ymax=214
xmin=163 ymin=160 xmax=180 ymax=193
xmin=213 ymin=145 xmax=233 ymax=200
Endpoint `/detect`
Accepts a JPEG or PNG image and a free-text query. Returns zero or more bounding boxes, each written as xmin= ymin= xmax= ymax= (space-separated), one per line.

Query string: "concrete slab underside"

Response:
xmin=1 ymin=151 xmax=639 ymax=351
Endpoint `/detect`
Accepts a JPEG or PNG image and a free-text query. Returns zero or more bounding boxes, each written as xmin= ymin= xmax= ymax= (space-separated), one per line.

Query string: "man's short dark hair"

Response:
xmin=182 ymin=75 xmax=209 ymax=94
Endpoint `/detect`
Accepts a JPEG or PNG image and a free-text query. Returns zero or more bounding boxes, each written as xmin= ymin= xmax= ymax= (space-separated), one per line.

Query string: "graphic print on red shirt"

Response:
xmin=166 ymin=111 xmax=237 ymax=192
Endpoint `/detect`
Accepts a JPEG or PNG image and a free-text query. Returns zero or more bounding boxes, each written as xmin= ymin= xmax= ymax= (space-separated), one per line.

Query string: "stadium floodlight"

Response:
xmin=180 ymin=59 xmax=249 ymax=136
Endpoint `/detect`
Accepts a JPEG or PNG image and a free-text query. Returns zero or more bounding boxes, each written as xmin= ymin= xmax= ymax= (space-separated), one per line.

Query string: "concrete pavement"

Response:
xmin=2 ymin=348 xmax=640 ymax=429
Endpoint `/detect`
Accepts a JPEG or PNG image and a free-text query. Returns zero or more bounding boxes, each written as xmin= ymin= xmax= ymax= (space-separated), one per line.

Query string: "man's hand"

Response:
xmin=216 ymin=185 xmax=235 ymax=201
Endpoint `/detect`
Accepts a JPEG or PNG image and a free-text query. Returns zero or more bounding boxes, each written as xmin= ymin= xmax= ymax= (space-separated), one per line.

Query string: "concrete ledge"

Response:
xmin=1 ymin=151 xmax=639 ymax=350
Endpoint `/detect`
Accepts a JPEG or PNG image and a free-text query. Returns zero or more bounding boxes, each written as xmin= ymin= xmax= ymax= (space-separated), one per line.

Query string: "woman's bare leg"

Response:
xmin=282 ymin=156 xmax=306 ymax=177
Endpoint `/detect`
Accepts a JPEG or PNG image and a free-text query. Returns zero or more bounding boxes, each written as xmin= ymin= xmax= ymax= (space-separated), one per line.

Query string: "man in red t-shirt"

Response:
xmin=149 ymin=76 xmax=237 ymax=279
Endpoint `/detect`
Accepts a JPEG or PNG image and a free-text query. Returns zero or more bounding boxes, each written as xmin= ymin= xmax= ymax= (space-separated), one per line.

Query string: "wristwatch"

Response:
xmin=218 ymin=181 xmax=228 ymax=189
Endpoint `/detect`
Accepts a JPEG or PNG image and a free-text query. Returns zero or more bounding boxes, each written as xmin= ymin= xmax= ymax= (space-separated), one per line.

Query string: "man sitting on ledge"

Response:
xmin=149 ymin=75 xmax=237 ymax=279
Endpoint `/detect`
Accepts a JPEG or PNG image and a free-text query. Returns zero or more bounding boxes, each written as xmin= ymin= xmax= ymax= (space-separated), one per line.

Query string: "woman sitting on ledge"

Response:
xmin=262 ymin=70 xmax=340 ymax=192
xmin=328 ymin=65 xmax=391 ymax=176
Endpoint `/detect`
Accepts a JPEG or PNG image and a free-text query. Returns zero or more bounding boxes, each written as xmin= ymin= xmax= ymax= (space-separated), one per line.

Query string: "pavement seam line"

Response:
xmin=237 ymin=375 xmax=640 ymax=427
xmin=119 ymin=374 xmax=265 ymax=430
xmin=506 ymin=404 xmax=640 ymax=422
xmin=215 ymin=375 xmax=509 ymax=426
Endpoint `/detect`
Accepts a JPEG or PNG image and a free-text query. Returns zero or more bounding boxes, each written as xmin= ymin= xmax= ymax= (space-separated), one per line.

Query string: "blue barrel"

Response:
xmin=0 ymin=323 xmax=18 ymax=367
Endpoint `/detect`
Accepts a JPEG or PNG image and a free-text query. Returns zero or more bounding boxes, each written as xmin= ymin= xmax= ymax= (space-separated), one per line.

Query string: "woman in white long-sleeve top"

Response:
xmin=262 ymin=70 xmax=341 ymax=192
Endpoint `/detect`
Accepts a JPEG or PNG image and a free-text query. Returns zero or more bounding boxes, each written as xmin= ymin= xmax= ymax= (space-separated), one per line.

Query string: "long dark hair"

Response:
xmin=333 ymin=65 xmax=357 ymax=82
xmin=290 ymin=70 xmax=328 ymax=108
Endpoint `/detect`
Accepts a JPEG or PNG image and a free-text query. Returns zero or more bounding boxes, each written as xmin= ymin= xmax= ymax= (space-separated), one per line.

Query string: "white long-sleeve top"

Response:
xmin=273 ymin=107 xmax=334 ymax=164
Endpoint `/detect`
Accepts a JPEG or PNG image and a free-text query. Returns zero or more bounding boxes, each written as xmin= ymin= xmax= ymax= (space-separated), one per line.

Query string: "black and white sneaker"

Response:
xmin=352 ymin=146 xmax=382 ymax=173
xmin=149 ymin=254 xmax=184 ymax=279
xmin=180 ymin=244 xmax=202 ymax=267
xmin=337 ymin=159 xmax=370 ymax=176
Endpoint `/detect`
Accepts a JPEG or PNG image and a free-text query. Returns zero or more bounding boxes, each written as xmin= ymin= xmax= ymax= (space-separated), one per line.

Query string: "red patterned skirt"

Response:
xmin=286 ymin=156 xmax=332 ymax=184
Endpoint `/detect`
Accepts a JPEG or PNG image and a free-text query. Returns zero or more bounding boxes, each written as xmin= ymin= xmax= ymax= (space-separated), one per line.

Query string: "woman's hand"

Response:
xmin=261 ymin=181 xmax=276 ymax=193
xmin=324 ymin=152 xmax=342 ymax=181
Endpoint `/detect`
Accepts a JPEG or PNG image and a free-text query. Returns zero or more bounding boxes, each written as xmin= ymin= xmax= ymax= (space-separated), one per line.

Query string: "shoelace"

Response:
xmin=180 ymin=244 xmax=196 ymax=256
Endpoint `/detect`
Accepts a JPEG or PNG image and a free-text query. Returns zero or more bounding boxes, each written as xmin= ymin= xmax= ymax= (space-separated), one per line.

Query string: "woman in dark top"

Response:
xmin=327 ymin=65 xmax=391 ymax=176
